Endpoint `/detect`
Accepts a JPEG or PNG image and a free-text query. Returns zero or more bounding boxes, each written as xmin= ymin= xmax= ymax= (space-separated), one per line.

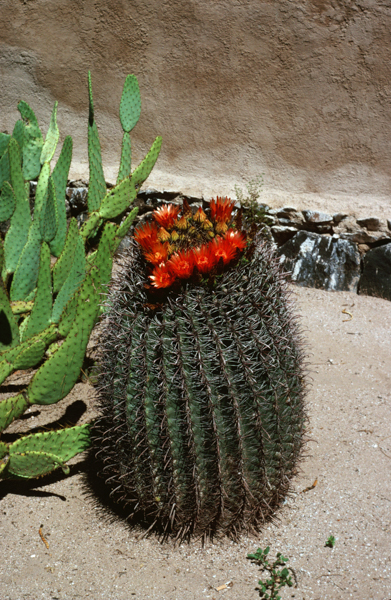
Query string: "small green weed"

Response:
xmin=325 ymin=535 xmax=336 ymax=548
xmin=247 ymin=546 xmax=296 ymax=599
xmin=234 ymin=175 xmax=273 ymax=230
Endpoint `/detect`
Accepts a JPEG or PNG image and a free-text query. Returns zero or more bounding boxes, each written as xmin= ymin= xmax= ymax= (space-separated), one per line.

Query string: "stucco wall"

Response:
xmin=1 ymin=0 xmax=391 ymax=216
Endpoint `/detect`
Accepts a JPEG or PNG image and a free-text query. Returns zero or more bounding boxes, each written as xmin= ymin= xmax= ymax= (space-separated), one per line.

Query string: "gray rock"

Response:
xmin=387 ymin=219 xmax=391 ymax=231
xmin=333 ymin=213 xmax=348 ymax=225
xmin=277 ymin=231 xmax=361 ymax=292
xmin=356 ymin=216 xmax=381 ymax=231
xmin=276 ymin=206 xmax=298 ymax=216
xmin=359 ymin=243 xmax=391 ymax=301
xmin=66 ymin=187 xmax=88 ymax=213
xmin=271 ymin=225 xmax=298 ymax=245
xmin=340 ymin=231 xmax=388 ymax=245
xmin=334 ymin=215 xmax=360 ymax=234
xmin=276 ymin=208 xmax=304 ymax=226
xmin=303 ymin=210 xmax=333 ymax=224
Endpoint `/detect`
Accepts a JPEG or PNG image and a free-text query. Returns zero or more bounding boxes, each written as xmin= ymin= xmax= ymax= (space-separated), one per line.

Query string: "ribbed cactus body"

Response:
xmin=93 ymin=240 xmax=306 ymax=538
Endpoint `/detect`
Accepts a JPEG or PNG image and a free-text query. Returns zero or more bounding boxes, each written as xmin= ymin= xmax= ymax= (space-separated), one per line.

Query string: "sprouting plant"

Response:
xmin=325 ymin=535 xmax=336 ymax=548
xmin=234 ymin=175 xmax=272 ymax=230
xmin=247 ymin=547 xmax=296 ymax=599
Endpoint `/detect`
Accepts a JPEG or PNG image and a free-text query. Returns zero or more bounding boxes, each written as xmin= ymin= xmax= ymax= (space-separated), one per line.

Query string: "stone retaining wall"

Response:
xmin=42 ymin=181 xmax=391 ymax=302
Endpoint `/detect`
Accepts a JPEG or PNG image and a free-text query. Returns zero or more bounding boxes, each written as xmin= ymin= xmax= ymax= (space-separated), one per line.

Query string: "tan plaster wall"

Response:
xmin=1 ymin=0 xmax=391 ymax=216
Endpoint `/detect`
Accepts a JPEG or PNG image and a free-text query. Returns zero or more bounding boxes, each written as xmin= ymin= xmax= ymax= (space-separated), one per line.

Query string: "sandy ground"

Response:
xmin=0 ymin=285 xmax=390 ymax=600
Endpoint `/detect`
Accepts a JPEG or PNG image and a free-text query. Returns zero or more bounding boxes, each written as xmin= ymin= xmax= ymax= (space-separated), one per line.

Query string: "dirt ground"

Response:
xmin=0 ymin=285 xmax=390 ymax=600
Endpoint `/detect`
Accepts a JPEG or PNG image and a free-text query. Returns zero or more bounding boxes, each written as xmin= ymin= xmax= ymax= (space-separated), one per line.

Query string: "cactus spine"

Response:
xmin=0 ymin=73 xmax=161 ymax=479
xmin=93 ymin=201 xmax=307 ymax=539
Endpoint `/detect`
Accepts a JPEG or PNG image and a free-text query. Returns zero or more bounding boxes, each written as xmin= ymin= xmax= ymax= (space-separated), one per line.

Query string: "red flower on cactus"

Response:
xmin=193 ymin=243 xmax=217 ymax=274
xmin=153 ymin=204 xmax=181 ymax=229
xmin=144 ymin=241 xmax=169 ymax=266
xmin=167 ymin=249 xmax=195 ymax=279
xmin=209 ymin=197 xmax=235 ymax=223
xmin=225 ymin=229 xmax=247 ymax=250
xmin=134 ymin=222 xmax=159 ymax=250
xmin=211 ymin=236 xmax=237 ymax=265
xmin=149 ymin=263 xmax=177 ymax=288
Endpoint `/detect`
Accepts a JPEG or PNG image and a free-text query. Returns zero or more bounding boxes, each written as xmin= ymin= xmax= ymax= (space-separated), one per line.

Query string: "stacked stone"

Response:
xmin=53 ymin=183 xmax=391 ymax=301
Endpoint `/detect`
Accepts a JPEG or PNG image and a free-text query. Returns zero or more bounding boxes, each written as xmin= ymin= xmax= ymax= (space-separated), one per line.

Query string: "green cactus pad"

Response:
xmin=0 ymin=133 xmax=10 ymax=158
xmin=40 ymin=102 xmax=59 ymax=164
xmin=10 ymin=301 xmax=34 ymax=315
xmin=12 ymin=120 xmax=25 ymax=151
xmin=0 ymin=182 xmax=16 ymax=222
xmin=3 ymin=422 xmax=90 ymax=478
xmin=51 ymin=228 xmax=86 ymax=323
xmin=41 ymin=177 xmax=58 ymax=243
xmin=87 ymin=72 xmax=106 ymax=213
xmin=50 ymin=136 xmax=73 ymax=256
xmin=80 ymin=212 xmax=102 ymax=240
xmin=33 ymin=161 xmax=50 ymax=219
xmin=12 ymin=337 xmax=48 ymax=370
xmin=131 ymin=136 xmax=162 ymax=189
xmin=5 ymin=451 xmax=70 ymax=478
xmin=117 ymin=131 xmax=132 ymax=183
xmin=20 ymin=243 xmax=52 ymax=341
xmin=0 ymin=394 xmax=29 ymax=433
xmin=0 ymin=360 xmax=13 ymax=386
xmin=98 ymin=178 xmax=137 ymax=220
xmin=57 ymin=293 xmax=78 ymax=338
xmin=0 ymin=148 xmax=11 ymax=192
xmin=27 ymin=274 xmax=99 ymax=405
xmin=10 ymin=223 xmax=42 ymax=301
xmin=119 ymin=74 xmax=141 ymax=133
xmin=18 ymin=100 xmax=44 ymax=181
xmin=88 ymin=222 xmax=117 ymax=289
xmin=3 ymin=424 xmax=90 ymax=478
xmin=3 ymin=139 xmax=31 ymax=275
xmin=0 ymin=277 xmax=20 ymax=351
xmin=52 ymin=218 xmax=79 ymax=293
xmin=112 ymin=206 xmax=139 ymax=253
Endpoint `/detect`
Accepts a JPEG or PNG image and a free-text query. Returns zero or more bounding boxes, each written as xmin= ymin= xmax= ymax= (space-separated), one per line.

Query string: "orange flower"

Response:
xmin=167 ymin=249 xmax=195 ymax=279
xmin=144 ymin=241 xmax=169 ymax=265
xmin=149 ymin=263 xmax=177 ymax=288
xmin=134 ymin=222 xmax=159 ymax=250
xmin=153 ymin=204 xmax=181 ymax=229
xmin=211 ymin=236 xmax=237 ymax=265
xmin=209 ymin=197 xmax=235 ymax=223
xmin=193 ymin=207 xmax=207 ymax=223
xmin=225 ymin=229 xmax=247 ymax=250
xmin=193 ymin=244 xmax=217 ymax=274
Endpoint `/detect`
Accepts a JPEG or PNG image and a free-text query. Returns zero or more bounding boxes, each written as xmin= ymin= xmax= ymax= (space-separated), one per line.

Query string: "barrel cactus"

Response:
xmin=92 ymin=198 xmax=307 ymax=539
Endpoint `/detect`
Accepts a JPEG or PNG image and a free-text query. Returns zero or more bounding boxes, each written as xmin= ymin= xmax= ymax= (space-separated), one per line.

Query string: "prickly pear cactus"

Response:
xmin=92 ymin=199 xmax=307 ymax=539
xmin=0 ymin=72 xmax=161 ymax=479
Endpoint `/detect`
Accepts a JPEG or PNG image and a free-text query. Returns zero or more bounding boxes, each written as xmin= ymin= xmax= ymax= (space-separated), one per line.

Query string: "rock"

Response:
xmin=340 ymin=231 xmax=388 ymax=245
xmin=303 ymin=210 xmax=333 ymax=225
xmin=359 ymin=243 xmax=391 ymax=301
xmin=66 ymin=187 xmax=88 ymax=213
xmin=277 ymin=231 xmax=361 ymax=292
xmin=333 ymin=213 xmax=348 ymax=225
xmin=334 ymin=215 xmax=360 ymax=234
xmin=357 ymin=244 xmax=371 ymax=255
xmin=276 ymin=208 xmax=304 ymax=227
xmin=271 ymin=225 xmax=298 ymax=245
xmin=68 ymin=179 xmax=88 ymax=188
xmin=356 ymin=216 xmax=381 ymax=231
xmin=387 ymin=219 xmax=391 ymax=231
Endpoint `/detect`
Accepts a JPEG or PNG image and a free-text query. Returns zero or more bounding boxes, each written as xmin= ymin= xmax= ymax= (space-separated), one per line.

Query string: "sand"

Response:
xmin=1 ymin=285 xmax=390 ymax=600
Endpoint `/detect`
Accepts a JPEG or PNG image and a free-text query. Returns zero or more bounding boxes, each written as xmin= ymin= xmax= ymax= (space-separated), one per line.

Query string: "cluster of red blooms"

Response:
xmin=134 ymin=197 xmax=247 ymax=289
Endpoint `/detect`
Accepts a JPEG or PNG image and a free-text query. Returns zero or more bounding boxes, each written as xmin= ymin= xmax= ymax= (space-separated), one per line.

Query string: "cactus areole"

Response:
xmin=93 ymin=198 xmax=307 ymax=539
